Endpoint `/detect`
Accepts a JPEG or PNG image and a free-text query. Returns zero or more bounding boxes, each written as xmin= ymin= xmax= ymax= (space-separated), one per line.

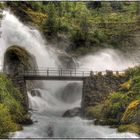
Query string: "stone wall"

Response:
xmin=8 ymin=75 xmax=29 ymax=112
xmin=81 ymin=71 xmax=126 ymax=115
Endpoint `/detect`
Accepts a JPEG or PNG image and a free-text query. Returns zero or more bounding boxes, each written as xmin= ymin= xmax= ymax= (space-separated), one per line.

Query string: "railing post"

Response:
xmin=70 ymin=70 xmax=72 ymax=77
xmin=61 ymin=68 xmax=62 ymax=76
xmin=83 ymin=71 xmax=84 ymax=77
xmin=47 ymin=68 xmax=49 ymax=76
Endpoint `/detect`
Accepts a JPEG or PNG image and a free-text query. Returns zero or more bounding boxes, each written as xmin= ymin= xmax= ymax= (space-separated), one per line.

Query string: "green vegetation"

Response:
xmin=1 ymin=1 xmax=140 ymax=136
xmin=5 ymin=1 xmax=140 ymax=54
xmin=118 ymin=123 xmax=140 ymax=135
xmin=85 ymin=66 xmax=140 ymax=135
xmin=0 ymin=73 xmax=29 ymax=138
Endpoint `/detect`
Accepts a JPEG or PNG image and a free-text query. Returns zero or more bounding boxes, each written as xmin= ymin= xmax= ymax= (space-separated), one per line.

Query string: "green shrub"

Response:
xmin=102 ymin=92 xmax=130 ymax=124
xmin=0 ymin=104 xmax=21 ymax=138
xmin=0 ymin=73 xmax=26 ymax=123
xmin=85 ymin=104 xmax=104 ymax=119
xmin=121 ymin=99 xmax=140 ymax=124
xmin=118 ymin=123 xmax=140 ymax=135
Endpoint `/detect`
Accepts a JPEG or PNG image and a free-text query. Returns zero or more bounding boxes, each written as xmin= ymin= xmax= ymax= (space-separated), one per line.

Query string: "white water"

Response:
xmin=0 ymin=11 xmax=139 ymax=138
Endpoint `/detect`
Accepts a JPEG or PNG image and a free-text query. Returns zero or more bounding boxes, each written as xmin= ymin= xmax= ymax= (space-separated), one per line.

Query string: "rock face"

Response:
xmin=63 ymin=107 xmax=81 ymax=117
xmin=3 ymin=45 xmax=43 ymax=89
xmin=82 ymin=71 xmax=126 ymax=115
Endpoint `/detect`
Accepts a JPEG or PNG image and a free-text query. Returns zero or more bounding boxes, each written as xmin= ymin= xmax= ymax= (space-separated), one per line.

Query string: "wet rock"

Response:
xmin=31 ymin=89 xmax=41 ymax=97
xmin=20 ymin=114 xmax=33 ymax=125
xmin=63 ymin=107 xmax=81 ymax=117
xmin=47 ymin=126 xmax=54 ymax=137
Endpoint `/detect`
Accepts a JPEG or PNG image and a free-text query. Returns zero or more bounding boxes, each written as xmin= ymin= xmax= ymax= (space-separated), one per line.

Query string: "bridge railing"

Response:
xmin=21 ymin=68 xmax=125 ymax=78
xmin=22 ymin=69 xmax=91 ymax=77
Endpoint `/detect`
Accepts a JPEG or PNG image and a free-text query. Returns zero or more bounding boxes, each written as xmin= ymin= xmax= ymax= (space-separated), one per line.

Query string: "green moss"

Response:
xmin=118 ymin=123 xmax=140 ymax=135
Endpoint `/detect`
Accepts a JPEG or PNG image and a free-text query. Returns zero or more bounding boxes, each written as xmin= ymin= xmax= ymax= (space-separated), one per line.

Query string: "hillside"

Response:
xmin=3 ymin=1 xmax=140 ymax=55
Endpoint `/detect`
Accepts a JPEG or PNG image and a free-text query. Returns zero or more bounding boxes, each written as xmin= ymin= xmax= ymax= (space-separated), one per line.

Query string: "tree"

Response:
xmin=87 ymin=1 xmax=102 ymax=9
xmin=42 ymin=2 xmax=58 ymax=37
xmin=110 ymin=2 xmax=123 ymax=11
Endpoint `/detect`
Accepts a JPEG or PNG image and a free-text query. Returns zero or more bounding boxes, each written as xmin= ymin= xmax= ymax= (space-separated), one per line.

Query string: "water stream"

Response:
xmin=0 ymin=10 xmax=139 ymax=138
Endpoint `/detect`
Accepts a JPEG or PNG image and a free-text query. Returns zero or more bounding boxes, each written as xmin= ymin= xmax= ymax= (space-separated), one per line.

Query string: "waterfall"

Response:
xmin=0 ymin=10 xmax=138 ymax=138
xmin=0 ymin=10 xmax=61 ymax=70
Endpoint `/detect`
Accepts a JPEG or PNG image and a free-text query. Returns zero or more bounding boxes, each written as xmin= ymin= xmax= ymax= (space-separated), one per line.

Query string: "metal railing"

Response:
xmin=22 ymin=68 xmax=91 ymax=77
xmin=21 ymin=68 xmax=125 ymax=78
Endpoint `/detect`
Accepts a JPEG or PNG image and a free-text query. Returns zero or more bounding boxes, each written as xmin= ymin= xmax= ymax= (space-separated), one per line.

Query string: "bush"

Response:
xmin=0 ymin=73 xmax=29 ymax=137
xmin=121 ymin=99 xmax=140 ymax=124
xmin=85 ymin=104 xmax=104 ymax=119
xmin=118 ymin=123 xmax=140 ymax=134
xmin=0 ymin=74 xmax=26 ymax=123
xmin=102 ymin=92 xmax=130 ymax=124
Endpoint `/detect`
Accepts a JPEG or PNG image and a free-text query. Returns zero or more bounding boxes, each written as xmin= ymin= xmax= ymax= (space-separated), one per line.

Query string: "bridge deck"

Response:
xmin=23 ymin=75 xmax=86 ymax=81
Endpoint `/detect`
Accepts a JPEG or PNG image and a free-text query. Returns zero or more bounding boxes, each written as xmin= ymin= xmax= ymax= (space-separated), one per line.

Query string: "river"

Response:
xmin=0 ymin=10 xmax=139 ymax=139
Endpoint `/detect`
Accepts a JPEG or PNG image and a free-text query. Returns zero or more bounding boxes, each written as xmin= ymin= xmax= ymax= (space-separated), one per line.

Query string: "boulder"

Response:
xmin=63 ymin=107 xmax=81 ymax=117
xmin=31 ymin=89 xmax=41 ymax=97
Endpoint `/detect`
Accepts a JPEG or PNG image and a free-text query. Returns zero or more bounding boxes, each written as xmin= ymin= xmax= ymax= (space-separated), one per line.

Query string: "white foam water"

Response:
xmin=0 ymin=10 xmax=61 ymax=69
xmin=78 ymin=49 xmax=135 ymax=71
xmin=0 ymin=10 xmax=138 ymax=138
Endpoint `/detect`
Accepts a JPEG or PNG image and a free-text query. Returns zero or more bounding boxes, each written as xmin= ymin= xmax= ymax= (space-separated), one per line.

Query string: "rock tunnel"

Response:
xmin=3 ymin=45 xmax=37 ymax=75
xmin=3 ymin=45 xmax=40 ymax=111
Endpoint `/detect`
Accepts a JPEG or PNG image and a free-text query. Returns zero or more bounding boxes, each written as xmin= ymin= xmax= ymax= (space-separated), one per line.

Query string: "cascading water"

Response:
xmin=0 ymin=10 xmax=139 ymax=138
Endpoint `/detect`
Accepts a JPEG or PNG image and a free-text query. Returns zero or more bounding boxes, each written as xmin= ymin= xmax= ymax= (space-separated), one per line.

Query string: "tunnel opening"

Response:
xmin=3 ymin=45 xmax=37 ymax=75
